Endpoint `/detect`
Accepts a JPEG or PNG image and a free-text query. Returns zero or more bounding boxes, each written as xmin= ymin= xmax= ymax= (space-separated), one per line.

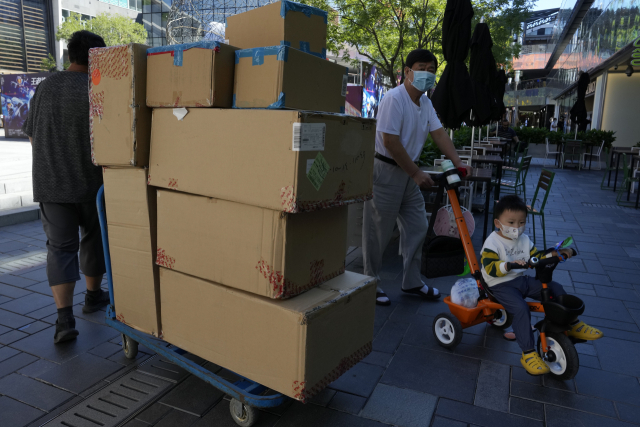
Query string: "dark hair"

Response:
xmin=405 ymin=49 xmax=438 ymax=71
xmin=67 ymin=31 xmax=106 ymax=66
xmin=495 ymin=195 xmax=527 ymax=219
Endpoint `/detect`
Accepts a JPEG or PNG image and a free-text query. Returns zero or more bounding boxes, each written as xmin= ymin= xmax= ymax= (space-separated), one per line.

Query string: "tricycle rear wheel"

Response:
xmin=491 ymin=309 xmax=513 ymax=329
xmin=433 ymin=313 xmax=463 ymax=348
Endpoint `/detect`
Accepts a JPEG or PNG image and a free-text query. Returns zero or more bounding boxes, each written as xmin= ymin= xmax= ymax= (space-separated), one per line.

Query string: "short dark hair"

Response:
xmin=495 ymin=195 xmax=527 ymax=219
xmin=67 ymin=31 xmax=106 ymax=66
xmin=405 ymin=49 xmax=438 ymax=71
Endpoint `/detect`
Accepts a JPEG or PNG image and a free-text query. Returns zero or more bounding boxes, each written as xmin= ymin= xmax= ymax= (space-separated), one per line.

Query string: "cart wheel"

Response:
xmin=491 ymin=309 xmax=513 ymax=329
xmin=433 ymin=313 xmax=463 ymax=348
xmin=121 ymin=334 xmax=138 ymax=359
xmin=537 ymin=332 xmax=579 ymax=380
xmin=230 ymin=398 xmax=257 ymax=427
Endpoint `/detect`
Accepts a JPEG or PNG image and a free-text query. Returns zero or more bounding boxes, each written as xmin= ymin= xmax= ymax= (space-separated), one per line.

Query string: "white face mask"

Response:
xmin=498 ymin=220 xmax=525 ymax=240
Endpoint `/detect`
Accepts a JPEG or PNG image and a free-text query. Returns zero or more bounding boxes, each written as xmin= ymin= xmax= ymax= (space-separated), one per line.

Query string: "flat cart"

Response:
xmin=97 ymin=185 xmax=288 ymax=426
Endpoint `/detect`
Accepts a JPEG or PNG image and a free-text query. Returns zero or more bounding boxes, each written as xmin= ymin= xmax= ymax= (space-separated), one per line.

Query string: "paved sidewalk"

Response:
xmin=1 ymin=164 xmax=640 ymax=426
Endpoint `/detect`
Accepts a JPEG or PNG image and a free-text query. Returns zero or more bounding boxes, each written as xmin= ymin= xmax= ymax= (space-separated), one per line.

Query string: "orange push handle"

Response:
xmin=447 ymin=188 xmax=481 ymax=275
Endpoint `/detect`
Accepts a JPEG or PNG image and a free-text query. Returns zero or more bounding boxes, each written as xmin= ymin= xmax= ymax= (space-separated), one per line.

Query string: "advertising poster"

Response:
xmin=345 ymin=84 xmax=362 ymax=117
xmin=361 ymin=63 xmax=387 ymax=119
xmin=1 ymin=72 xmax=50 ymax=139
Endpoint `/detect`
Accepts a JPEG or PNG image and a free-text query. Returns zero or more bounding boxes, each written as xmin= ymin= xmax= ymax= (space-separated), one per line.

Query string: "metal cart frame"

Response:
xmin=97 ymin=185 xmax=288 ymax=426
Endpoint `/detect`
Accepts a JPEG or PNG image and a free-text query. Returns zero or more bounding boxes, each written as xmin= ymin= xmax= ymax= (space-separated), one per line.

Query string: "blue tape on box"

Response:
xmin=235 ymin=45 xmax=289 ymax=65
xmin=280 ymin=40 xmax=291 ymax=46
xmin=147 ymin=41 xmax=220 ymax=67
xmin=298 ymin=42 xmax=326 ymax=59
xmin=268 ymin=92 xmax=286 ymax=109
xmin=280 ymin=0 xmax=328 ymax=24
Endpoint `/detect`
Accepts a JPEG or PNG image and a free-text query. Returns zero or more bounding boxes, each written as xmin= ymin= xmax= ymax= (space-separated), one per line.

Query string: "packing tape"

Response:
xmin=235 ymin=45 xmax=288 ymax=65
xmin=280 ymin=0 xmax=328 ymax=24
xmin=298 ymin=42 xmax=326 ymax=59
xmin=268 ymin=92 xmax=285 ymax=109
xmin=147 ymin=41 xmax=220 ymax=67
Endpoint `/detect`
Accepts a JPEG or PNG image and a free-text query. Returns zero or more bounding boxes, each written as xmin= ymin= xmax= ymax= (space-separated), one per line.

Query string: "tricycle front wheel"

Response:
xmin=537 ymin=332 xmax=579 ymax=380
xmin=433 ymin=313 xmax=463 ymax=348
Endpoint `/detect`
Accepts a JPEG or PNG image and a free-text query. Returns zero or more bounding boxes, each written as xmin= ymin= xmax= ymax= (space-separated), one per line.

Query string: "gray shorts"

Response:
xmin=40 ymin=201 xmax=106 ymax=286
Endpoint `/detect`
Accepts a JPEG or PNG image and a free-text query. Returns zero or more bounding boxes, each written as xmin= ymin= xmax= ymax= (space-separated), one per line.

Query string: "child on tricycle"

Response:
xmin=481 ymin=195 xmax=603 ymax=375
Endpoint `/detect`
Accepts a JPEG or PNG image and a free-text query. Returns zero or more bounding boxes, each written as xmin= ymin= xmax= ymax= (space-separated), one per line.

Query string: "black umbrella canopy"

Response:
xmin=570 ymin=72 xmax=590 ymax=128
xmin=469 ymin=22 xmax=497 ymax=126
xmin=431 ymin=0 xmax=475 ymax=129
xmin=492 ymin=69 xmax=508 ymax=121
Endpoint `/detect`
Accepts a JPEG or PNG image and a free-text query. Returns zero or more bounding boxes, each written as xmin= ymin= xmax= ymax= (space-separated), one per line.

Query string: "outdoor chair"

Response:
xmin=544 ymin=138 xmax=562 ymax=168
xmin=600 ymin=147 xmax=614 ymax=189
xmin=616 ymin=153 xmax=640 ymax=207
xmin=496 ymin=155 xmax=532 ymax=201
xmin=527 ymin=169 xmax=555 ymax=249
xmin=580 ymin=140 xmax=605 ymax=170
xmin=503 ymin=145 xmax=529 ymax=174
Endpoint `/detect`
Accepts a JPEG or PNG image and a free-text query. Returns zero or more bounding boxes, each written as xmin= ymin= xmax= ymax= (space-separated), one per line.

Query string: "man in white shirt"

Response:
xmin=363 ymin=49 xmax=472 ymax=306
xmin=550 ymin=118 xmax=558 ymax=132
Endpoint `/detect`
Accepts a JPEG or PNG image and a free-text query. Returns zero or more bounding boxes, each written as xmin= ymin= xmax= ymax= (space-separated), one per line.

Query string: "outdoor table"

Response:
xmin=609 ymin=147 xmax=637 ymax=192
xmin=471 ymin=155 xmax=504 ymax=204
xmin=561 ymin=139 xmax=584 ymax=169
xmin=421 ymin=166 xmax=493 ymax=241
xmin=486 ymin=140 xmax=508 ymax=160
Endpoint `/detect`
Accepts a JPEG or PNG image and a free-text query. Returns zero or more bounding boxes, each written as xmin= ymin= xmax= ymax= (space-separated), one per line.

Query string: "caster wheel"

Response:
xmin=491 ymin=309 xmax=513 ymax=329
xmin=121 ymin=334 xmax=138 ymax=359
xmin=433 ymin=313 xmax=463 ymax=349
xmin=230 ymin=398 xmax=258 ymax=427
xmin=537 ymin=332 xmax=579 ymax=380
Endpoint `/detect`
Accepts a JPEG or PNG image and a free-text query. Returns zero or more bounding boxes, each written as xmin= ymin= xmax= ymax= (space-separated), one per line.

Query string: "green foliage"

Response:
xmin=514 ymin=126 xmax=617 ymax=148
xmin=56 ymin=12 xmax=147 ymax=46
xmin=300 ymin=0 xmax=533 ymax=85
xmin=40 ymin=53 xmax=71 ymax=72
xmin=514 ymin=126 xmax=547 ymax=145
xmin=583 ymin=129 xmax=616 ymax=148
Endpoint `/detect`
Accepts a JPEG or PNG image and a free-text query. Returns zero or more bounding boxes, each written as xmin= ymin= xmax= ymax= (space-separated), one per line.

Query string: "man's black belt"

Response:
xmin=375 ymin=152 xmax=418 ymax=167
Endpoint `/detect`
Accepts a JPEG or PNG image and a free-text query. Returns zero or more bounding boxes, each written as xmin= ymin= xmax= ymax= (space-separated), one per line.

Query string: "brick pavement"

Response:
xmin=0 ymin=164 xmax=639 ymax=426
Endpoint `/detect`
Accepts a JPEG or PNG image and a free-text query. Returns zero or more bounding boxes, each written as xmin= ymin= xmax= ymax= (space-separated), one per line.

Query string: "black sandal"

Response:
xmin=402 ymin=286 xmax=441 ymax=300
xmin=376 ymin=291 xmax=391 ymax=306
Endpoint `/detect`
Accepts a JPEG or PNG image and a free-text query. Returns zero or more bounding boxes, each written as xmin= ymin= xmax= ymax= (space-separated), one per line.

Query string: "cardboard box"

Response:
xmin=160 ymin=268 xmax=375 ymax=401
xmin=89 ymin=44 xmax=152 ymax=167
xmin=233 ymin=45 xmax=348 ymax=113
xmin=146 ymin=41 xmax=237 ymax=108
xmin=226 ymin=0 xmax=327 ymax=59
xmin=346 ymin=202 xmax=364 ymax=249
xmin=149 ymin=109 xmax=375 ymax=213
xmin=103 ymin=167 xmax=161 ymax=336
xmin=156 ymin=189 xmax=347 ymax=299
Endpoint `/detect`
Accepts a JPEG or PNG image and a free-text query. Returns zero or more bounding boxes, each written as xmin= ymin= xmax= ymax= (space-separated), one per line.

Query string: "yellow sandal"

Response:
xmin=521 ymin=351 xmax=550 ymax=375
xmin=567 ymin=321 xmax=604 ymax=340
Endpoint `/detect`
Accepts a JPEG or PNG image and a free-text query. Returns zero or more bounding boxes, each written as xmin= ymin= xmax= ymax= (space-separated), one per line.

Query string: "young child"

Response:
xmin=481 ymin=195 xmax=603 ymax=375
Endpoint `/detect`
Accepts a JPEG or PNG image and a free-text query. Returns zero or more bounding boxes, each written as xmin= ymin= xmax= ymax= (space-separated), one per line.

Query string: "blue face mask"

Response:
xmin=410 ymin=70 xmax=436 ymax=93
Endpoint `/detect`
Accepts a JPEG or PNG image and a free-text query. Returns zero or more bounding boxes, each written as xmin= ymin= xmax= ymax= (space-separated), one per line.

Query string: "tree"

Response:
xmin=301 ymin=0 xmax=533 ymax=87
xmin=56 ymin=12 xmax=147 ymax=47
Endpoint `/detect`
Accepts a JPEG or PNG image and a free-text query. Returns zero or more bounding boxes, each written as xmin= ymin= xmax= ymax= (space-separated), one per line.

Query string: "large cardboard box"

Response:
xmin=160 ymin=268 xmax=375 ymax=401
xmin=146 ymin=41 xmax=237 ymax=108
xmin=156 ymin=189 xmax=347 ymax=299
xmin=103 ymin=167 xmax=161 ymax=336
xmin=89 ymin=44 xmax=151 ymax=167
xmin=233 ymin=45 xmax=347 ymax=113
xmin=226 ymin=0 xmax=327 ymax=59
xmin=149 ymin=109 xmax=375 ymax=213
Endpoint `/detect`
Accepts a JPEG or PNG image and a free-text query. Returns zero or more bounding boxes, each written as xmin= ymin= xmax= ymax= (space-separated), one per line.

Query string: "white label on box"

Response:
xmin=342 ymin=75 xmax=348 ymax=97
xmin=306 ymin=159 xmax=315 ymax=174
xmin=292 ymin=123 xmax=326 ymax=151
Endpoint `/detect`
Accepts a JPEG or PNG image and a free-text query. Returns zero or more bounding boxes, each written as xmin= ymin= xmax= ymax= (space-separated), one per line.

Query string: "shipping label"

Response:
xmin=292 ymin=123 xmax=326 ymax=151
xmin=307 ymin=152 xmax=330 ymax=191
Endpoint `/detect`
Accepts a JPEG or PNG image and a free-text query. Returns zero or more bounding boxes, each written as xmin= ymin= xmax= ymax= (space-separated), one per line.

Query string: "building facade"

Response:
xmin=506 ymin=0 xmax=640 ymax=146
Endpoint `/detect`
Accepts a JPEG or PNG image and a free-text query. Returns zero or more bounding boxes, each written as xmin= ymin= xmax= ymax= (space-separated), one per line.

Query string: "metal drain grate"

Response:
xmin=582 ymin=203 xmax=632 ymax=209
xmin=50 ymin=369 xmax=173 ymax=427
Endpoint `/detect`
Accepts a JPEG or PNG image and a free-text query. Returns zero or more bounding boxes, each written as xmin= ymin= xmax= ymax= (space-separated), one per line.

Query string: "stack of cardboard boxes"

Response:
xmin=90 ymin=0 xmax=377 ymax=403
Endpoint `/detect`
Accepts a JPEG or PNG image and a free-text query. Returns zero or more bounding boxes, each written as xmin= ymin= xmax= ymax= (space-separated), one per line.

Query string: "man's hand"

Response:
xmin=412 ymin=170 xmax=435 ymax=189
xmin=455 ymin=162 xmax=473 ymax=178
xmin=558 ymin=249 xmax=573 ymax=259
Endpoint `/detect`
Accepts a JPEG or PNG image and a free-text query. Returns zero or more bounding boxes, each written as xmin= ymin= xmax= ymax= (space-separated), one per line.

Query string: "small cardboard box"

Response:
xmin=156 ymin=189 xmax=347 ymax=299
xmin=103 ymin=167 xmax=161 ymax=336
xmin=148 ymin=108 xmax=375 ymax=213
xmin=89 ymin=44 xmax=151 ymax=167
xmin=226 ymin=0 xmax=327 ymax=59
xmin=160 ymin=268 xmax=375 ymax=401
xmin=233 ymin=45 xmax=348 ymax=112
xmin=146 ymin=41 xmax=237 ymax=108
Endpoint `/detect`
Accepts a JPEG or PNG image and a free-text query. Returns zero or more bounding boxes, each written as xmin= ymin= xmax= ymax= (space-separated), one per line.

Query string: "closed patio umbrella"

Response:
xmin=432 ymin=0 xmax=475 ymax=130
xmin=492 ymin=69 xmax=508 ymax=121
xmin=469 ymin=22 xmax=497 ymax=127
xmin=570 ymin=72 xmax=589 ymax=135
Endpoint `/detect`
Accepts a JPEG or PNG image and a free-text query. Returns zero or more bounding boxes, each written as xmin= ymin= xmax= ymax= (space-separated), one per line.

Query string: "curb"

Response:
xmin=0 ymin=205 xmax=40 ymax=227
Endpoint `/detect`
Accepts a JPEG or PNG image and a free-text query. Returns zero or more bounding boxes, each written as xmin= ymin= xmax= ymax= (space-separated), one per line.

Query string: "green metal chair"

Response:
xmin=600 ymin=147 xmax=613 ymax=189
xmin=616 ymin=153 xmax=640 ymax=207
xmin=528 ymin=169 xmax=555 ymax=249
xmin=497 ymin=155 xmax=533 ymax=201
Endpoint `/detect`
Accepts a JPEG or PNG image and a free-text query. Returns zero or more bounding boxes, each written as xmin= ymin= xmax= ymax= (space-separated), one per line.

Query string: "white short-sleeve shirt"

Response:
xmin=375 ymin=84 xmax=443 ymax=162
